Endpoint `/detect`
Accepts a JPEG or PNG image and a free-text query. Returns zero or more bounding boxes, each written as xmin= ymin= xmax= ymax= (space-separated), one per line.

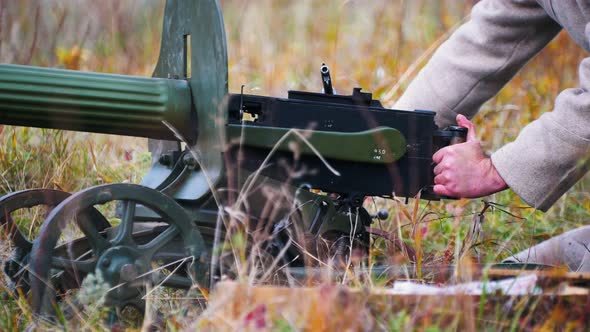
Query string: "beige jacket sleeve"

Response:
xmin=393 ymin=0 xmax=590 ymax=212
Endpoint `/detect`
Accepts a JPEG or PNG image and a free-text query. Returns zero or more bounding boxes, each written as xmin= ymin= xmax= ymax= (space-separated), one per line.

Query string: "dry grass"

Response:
xmin=1 ymin=0 xmax=589 ymax=330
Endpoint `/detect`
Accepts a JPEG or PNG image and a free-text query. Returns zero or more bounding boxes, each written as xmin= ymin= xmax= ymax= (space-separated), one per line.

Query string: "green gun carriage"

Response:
xmin=0 ymin=0 xmax=465 ymax=319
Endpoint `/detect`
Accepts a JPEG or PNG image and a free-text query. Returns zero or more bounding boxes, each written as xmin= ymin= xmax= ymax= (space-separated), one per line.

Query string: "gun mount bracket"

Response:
xmin=144 ymin=0 xmax=228 ymax=201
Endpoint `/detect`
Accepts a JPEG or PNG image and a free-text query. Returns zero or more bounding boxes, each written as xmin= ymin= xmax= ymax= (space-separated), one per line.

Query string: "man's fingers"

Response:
xmin=433 ymin=162 xmax=446 ymax=175
xmin=456 ymin=114 xmax=477 ymax=142
xmin=433 ymin=147 xmax=447 ymax=164
xmin=434 ymin=173 xmax=446 ymax=185
xmin=433 ymin=184 xmax=453 ymax=197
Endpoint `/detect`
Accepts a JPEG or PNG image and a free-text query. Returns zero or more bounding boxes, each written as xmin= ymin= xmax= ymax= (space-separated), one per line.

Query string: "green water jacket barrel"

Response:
xmin=0 ymin=64 xmax=194 ymax=142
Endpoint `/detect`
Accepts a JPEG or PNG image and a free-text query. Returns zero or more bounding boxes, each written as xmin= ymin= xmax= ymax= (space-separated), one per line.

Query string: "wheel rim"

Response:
xmin=0 ymin=189 xmax=110 ymax=292
xmin=0 ymin=189 xmax=71 ymax=251
xmin=29 ymin=183 xmax=207 ymax=316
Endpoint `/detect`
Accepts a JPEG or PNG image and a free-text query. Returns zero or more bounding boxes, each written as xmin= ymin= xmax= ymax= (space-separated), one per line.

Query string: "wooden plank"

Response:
xmin=197 ymin=281 xmax=590 ymax=331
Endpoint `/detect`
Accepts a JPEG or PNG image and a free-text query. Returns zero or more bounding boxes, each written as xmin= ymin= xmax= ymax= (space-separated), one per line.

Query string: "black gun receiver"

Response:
xmin=226 ymin=82 xmax=466 ymax=199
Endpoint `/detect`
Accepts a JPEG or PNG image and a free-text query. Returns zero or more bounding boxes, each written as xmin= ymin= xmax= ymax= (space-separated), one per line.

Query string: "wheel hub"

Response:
xmin=97 ymin=246 xmax=147 ymax=304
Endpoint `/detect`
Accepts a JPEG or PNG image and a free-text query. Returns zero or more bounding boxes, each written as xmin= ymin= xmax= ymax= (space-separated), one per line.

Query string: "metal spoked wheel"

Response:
xmin=29 ymin=183 xmax=208 ymax=319
xmin=0 ymin=189 xmax=110 ymax=293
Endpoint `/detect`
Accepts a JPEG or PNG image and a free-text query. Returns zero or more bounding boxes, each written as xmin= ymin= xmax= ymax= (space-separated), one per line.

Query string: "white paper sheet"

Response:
xmin=389 ymin=274 xmax=540 ymax=296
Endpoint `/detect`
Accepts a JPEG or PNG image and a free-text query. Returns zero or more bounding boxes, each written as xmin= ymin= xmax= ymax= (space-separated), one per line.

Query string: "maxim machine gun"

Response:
xmin=0 ymin=0 xmax=465 ymax=318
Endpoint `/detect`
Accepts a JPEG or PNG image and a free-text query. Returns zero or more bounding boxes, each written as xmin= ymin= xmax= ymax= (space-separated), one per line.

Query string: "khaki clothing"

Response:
xmin=394 ymin=0 xmax=590 ymax=212
xmin=504 ymin=226 xmax=590 ymax=271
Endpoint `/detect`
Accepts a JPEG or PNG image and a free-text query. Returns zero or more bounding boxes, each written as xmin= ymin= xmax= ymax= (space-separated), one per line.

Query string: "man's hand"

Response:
xmin=432 ymin=114 xmax=508 ymax=198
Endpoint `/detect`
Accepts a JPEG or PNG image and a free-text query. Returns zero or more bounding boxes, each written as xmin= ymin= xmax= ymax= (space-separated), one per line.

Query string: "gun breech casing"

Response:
xmin=0 ymin=64 xmax=195 ymax=142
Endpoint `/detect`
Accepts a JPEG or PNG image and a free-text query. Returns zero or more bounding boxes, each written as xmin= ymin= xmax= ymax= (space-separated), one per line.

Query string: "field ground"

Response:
xmin=0 ymin=0 xmax=589 ymax=330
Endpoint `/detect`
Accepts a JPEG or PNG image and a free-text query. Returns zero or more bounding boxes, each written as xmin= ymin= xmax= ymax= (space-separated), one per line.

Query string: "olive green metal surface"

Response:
xmin=227 ymin=125 xmax=407 ymax=164
xmin=0 ymin=64 xmax=192 ymax=141
xmin=144 ymin=0 xmax=228 ymax=201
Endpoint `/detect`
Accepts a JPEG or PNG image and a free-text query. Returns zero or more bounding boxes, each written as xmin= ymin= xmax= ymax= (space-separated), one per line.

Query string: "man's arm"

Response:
xmin=492 ymin=57 xmax=590 ymax=211
xmin=394 ymin=0 xmax=561 ymax=128
xmin=394 ymin=0 xmax=573 ymax=210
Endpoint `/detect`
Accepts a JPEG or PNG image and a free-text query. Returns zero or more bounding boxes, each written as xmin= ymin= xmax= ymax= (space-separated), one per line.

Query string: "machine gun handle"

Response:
xmin=423 ymin=126 xmax=468 ymax=200
xmin=433 ymin=126 xmax=467 ymax=151
xmin=446 ymin=126 xmax=468 ymax=145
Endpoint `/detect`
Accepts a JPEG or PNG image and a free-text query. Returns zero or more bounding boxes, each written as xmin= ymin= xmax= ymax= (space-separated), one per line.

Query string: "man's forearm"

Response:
xmin=394 ymin=0 xmax=561 ymax=128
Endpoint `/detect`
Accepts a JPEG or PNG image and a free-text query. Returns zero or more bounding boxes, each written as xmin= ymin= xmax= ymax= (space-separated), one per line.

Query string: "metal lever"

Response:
xmin=320 ymin=63 xmax=334 ymax=95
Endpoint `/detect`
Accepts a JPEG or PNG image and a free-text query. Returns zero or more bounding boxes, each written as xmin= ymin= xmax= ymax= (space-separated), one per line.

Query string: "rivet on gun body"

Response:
xmin=183 ymin=154 xmax=199 ymax=169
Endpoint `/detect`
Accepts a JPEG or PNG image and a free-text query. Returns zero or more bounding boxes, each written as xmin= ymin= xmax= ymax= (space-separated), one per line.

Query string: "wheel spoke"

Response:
xmin=51 ymin=257 xmax=96 ymax=274
xmin=153 ymin=251 xmax=191 ymax=261
xmin=160 ymin=274 xmax=193 ymax=289
xmin=76 ymin=212 xmax=110 ymax=253
xmin=112 ymin=201 xmax=136 ymax=246
xmin=3 ymin=215 xmax=32 ymax=250
xmin=139 ymin=225 xmax=179 ymax=260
